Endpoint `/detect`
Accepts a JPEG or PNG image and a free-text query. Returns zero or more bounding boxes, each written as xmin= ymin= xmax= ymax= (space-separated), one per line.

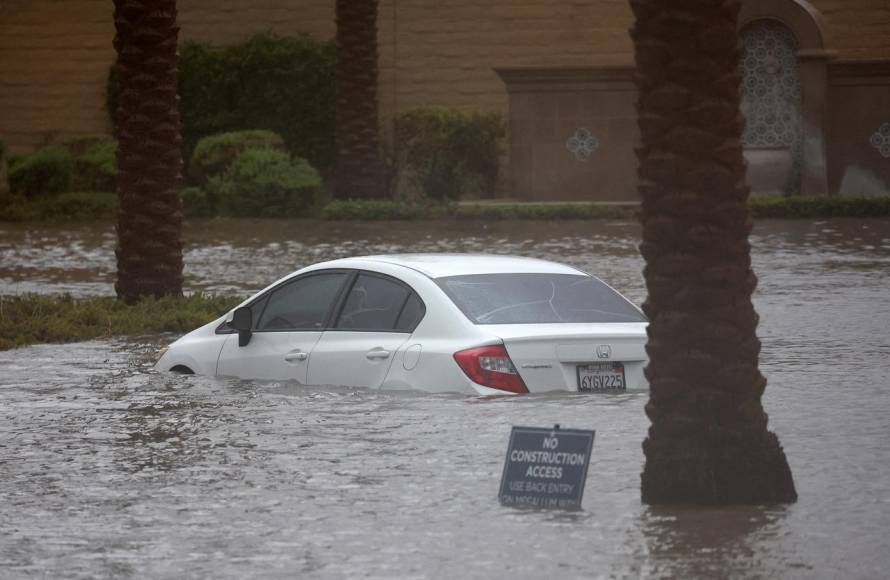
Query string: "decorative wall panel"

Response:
xmin=741 ymin=20 xmax=803 ymax=193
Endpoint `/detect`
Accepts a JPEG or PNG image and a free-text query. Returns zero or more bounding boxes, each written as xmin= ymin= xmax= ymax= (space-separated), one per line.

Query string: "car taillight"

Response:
xmin=453 ymin=345 xmax=529 ymax=394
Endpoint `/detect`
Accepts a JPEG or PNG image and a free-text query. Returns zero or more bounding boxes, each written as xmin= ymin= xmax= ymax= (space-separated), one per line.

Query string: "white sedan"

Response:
xmin=156 ymin=254 xmax=649 ymax=395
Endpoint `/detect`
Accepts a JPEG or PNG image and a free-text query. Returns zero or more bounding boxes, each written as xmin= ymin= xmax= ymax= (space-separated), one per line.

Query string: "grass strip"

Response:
xmin=321 ymin=196 xmax=890 ymax=221
xmin=0 ymin=293 xmax=242 ymax=350
xmin=3 ymin=194 xmax=890 ymax=223
xmin=455 ymin=203 xmax=638 ymax=220
xmin=320 ymin=199 xmax=455 ymax=220
xmin=748 ymin=195 xmax=890 ymax=218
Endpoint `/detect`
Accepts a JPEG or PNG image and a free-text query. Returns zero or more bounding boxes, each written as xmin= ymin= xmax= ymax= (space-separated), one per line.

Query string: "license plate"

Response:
xmin=577 ymin=363 xmax=626 ymax=391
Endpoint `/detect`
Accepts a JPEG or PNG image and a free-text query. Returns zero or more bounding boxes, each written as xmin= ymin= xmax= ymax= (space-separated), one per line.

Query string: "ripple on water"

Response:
xmin=1 ymin=218 xmax=890 ymax=578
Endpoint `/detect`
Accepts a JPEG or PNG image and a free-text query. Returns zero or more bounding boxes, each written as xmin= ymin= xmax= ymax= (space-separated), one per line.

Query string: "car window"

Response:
xmin=247 ymin=294 xmax=269 ymax=329
xmin=335 ymin=274 xmax=411 ymax=331
xmin=257 ymin=272 xmax=348 ymax=331
xmin=437 ymin=273 xmax=646 ymax=324
xmin=395 ymin=293 xmax=425 ymax=331
xmin=217 ymin=293 xmax=270 ymax=334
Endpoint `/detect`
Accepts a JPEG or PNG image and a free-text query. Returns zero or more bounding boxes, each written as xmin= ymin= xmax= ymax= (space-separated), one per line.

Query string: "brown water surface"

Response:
xmin=1 ymin=218 xmax=889 ymax=579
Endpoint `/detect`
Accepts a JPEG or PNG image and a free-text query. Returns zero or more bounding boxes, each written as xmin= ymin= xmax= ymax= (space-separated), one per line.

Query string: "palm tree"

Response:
xmin=334 ymin=0 xmax=388 ymax=199
xmin=630 ymin=0 xmax=797 ymax=503
xmin=112 ymin=0 xmax=184 ymax=303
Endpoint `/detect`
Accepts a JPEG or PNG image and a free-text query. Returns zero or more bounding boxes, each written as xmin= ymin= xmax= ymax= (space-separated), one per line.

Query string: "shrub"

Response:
xmin=7 ymin=154 xmax=25 ymax=172
xmin=0 ymin=202 xmax=39 ymax=222
xmin=7 ymin=136 xmax=117 ymax=199
xmin=108 ymin=33 xmax=336 ymax=172
xmin=60 ymin=135 xmax=118 ymax=192
xmin=189 ymin=130 xmax=284 ymax=186
xmin=395 ymin=108 xmax=505 ymax=202
xmin=4 ymin=152 xmax=27 ymax=204
xmin=322 ymin=199 xmax=453 ymax=221
xmin=0 ymin=192 xmax=118 ymax=222
xmin=0 ymin=140 xmax=10 ymax=202
xmin=8 ymin=145 xmax=74 ymax=198
xmin=44 ymin=191 xmax=118 ymax=220
xmin=320 ymin=201 xmax=639 ymax=221
xmin=180 ymin=186 xmax=215 ymax=218
xmin=206 ymin=148 xmax=321 ymax=218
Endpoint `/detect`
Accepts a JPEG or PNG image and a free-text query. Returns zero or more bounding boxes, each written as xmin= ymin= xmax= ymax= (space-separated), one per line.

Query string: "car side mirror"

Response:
xmin=232 ymin=306 xmax=253 ymax=347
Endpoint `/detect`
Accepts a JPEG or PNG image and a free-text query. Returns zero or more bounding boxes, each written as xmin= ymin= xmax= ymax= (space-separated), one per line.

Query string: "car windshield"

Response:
xmin=437 ymin=273 xmax=647 ymax=324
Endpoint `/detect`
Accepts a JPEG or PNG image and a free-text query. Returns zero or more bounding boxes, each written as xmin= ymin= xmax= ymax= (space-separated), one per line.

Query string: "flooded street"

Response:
xmin=1 ymin=218 xmax=890 ymax=579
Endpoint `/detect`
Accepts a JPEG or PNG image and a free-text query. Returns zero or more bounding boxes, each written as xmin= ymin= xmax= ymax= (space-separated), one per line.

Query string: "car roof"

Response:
xmin=315 ymin=254 xmax=585 ymax=279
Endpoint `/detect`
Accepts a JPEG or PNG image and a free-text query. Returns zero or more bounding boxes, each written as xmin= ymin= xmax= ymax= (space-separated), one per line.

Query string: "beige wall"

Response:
xmin=381 ymin=0 xmax=890 ymax=119
xmin=0 ymin=0 xmax=332 ymax=153
xmin=378 ymin=0 xmax=633 ymax=120
xmin=828 ymin=61 xmax=890 ymax=196
xmin=1 ymin=1 xmax=115 ymax=153
xmin=2 ymin=0 xmax=890 ymax=154
xmin=815 ymin=0 xmax=890 ymax=60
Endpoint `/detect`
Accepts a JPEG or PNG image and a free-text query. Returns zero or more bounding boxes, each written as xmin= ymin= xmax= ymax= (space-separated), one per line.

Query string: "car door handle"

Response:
xmin=366 ymin=348 xmax=391 ymax=360
xmin=284 ymin=350 xmax=309 ymax=362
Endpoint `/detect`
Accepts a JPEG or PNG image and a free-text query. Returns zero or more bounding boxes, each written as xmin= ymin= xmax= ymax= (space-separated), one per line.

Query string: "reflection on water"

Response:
xmin=0 ymin=219 xmax=646 ymax=300
xmin=639 ymin=506 xmax=796 ymax=578
xmin=2 ymin=218 xmax=889 ymax=306
xmin=1 ymin=218 xmax=890 ymax=578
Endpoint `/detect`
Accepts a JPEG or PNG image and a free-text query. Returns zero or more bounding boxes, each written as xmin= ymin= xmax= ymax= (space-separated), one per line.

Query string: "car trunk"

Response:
xmin=485 ymin=323 xmax=649 ymax=393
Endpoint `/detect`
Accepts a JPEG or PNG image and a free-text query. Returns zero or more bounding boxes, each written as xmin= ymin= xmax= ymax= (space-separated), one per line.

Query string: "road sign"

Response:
xmin=498 ymin=425 xmax=595 ymax=510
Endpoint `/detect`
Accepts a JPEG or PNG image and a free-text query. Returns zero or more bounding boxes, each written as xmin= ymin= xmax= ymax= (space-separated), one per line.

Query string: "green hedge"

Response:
xmin=458 ymin=203 xmax=639 ymax=220
xmin=4 ymin=191 xmax=889 ymax=223
xmin=206 ymin=148 xmax=322 ymax=218
xmin=395 ymin=108 xmax=505 ymax=202
xmin=108 ymin=33 xmax=336 ymax=172
xmin=748 ymin=195 xmax=890 ymax=218
xmin=8 ymin=145 xmax=73 ymax=198
xmin=0 ymin=191 xmax=118 ymax=222
xmin=189 ymin=130 xmax=284 ymax=186
xmin=0 ymin=293 xmax=241 ymax=350
xmin=7 ymin=153 xmax=24 ymax=168
xmin=0 ymin=188 xmax=226 ymax=222
xmin=322 ymin=199 xmax=454 ymax=221
xmin=0 ymin=140 xmax=9 ymax=202
xmin=61 ymin=135 xmax=117 ymax=192
xmin=180 ymin=186 xmax=215 ymax=218
xmin=322 ymin=197 xmax=890 ymax=221
xmin=321 ymin=200 xmax=637 ymax=221
xmin=7 ymin=137 xmax=117 ymax=199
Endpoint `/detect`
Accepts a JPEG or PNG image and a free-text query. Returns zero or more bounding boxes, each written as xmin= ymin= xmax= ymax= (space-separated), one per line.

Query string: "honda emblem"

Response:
xmin=596 ymin=345 xmax=612 ymax=359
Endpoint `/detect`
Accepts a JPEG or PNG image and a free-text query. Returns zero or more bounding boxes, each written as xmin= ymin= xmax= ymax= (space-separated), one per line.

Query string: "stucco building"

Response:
xmin=2 ymin=0 xmax=889 ymax=199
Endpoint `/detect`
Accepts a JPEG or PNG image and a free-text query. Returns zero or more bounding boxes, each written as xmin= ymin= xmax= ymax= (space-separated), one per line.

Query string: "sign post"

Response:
xmin=498 ymin=425 xmax=595 ymax=510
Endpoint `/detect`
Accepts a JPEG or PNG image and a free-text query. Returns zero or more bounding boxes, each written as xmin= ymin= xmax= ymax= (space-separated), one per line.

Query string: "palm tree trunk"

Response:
xmin=112 ymin=0 xmax=184 ymax=303
xmin=631 ymin=0 xmax=797 ymax=504
xmin=334 ymin=0 xmax=387 ymax=199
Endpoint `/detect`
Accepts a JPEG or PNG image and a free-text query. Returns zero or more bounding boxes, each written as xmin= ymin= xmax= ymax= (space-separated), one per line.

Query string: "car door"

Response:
xmin=216 ymin=271 xmax=350 ymax=382
xmin=308 ymin=272 xmax=426 ymax=389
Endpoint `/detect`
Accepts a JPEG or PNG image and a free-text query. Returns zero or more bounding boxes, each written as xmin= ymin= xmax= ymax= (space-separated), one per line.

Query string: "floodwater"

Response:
xmin=1 ymin=218 xmax=889 ymax=579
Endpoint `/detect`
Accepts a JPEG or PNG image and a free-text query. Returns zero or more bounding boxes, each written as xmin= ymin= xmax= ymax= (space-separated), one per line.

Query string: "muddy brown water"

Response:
xmin=1 ymin=218 xmax=889 ymax=579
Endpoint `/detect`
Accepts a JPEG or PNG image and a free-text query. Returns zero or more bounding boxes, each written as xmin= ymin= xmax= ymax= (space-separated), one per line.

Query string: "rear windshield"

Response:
xmin=437 ymin=273 xmax=646 ymax=324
